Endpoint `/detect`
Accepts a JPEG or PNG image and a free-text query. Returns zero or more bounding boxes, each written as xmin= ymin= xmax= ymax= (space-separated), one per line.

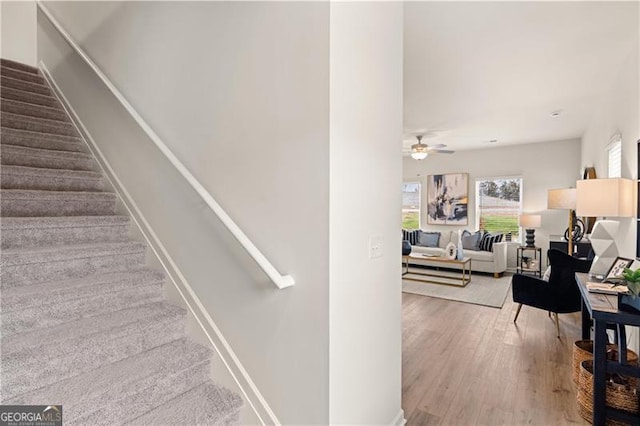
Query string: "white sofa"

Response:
xmin=408 ymin=230 xmax=507 ymax=277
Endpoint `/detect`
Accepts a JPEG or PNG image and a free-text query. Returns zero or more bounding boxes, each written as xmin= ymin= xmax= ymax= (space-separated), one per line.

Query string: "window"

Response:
xmin=475 ymin=177 xmax=523 ymax=239
xmin=402 ymin=182 xmax=421 ymax=229
xmin=608 ymin=134 xmax=622 ymax=178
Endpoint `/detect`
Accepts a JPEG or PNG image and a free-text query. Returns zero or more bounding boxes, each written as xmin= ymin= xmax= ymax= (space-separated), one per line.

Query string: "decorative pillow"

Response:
xmin=418 ymin=231 xmax=440 ymax=247
xmin=438 ymin=231 xmax=452 ymax=248
xmin=402 ymin=229 xmax=420 ymax=245
xmin=474 ymin=231 xmax=486 ymax=250
xmin=461 ymin=230 xmax=483 ymax=251
xmin=479 ymin=233 xmax=503 ymax=252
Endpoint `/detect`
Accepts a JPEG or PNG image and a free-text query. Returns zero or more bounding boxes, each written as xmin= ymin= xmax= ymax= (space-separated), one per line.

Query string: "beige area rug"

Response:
xmin=402 ymin=269 xmax=513 ymax=308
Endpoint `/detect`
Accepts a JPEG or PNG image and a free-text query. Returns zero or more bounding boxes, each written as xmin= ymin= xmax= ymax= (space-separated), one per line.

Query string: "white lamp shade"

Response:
xmin=576 ymin=178 xmax=635 ymax=217
xmin=547 ymin=188 xmax=576 ymax=210
xmin=519 ymin=214 xmax=541 ymax=228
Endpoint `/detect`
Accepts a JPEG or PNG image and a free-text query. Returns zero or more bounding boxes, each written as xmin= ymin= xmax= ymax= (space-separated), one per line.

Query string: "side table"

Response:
xmin=516 ymin=246 xmax=542 ymax=277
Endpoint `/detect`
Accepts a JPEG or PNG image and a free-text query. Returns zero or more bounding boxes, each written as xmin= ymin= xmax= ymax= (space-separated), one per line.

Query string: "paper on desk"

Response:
xmin=587 ymin=282 xmax=629 ymax=295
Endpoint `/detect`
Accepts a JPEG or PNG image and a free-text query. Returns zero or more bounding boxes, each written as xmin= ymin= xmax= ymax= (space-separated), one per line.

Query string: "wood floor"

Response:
xmin=402 ymin=287 xmax=588 ymax=425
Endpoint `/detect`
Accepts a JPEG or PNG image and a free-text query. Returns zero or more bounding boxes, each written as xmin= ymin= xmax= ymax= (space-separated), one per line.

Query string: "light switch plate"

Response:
xmin=369 ymin=234 xmax=384 ymax=258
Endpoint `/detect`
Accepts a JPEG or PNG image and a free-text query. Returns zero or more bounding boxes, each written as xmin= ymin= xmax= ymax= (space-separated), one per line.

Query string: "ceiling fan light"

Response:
xmin=411 ymin=152 xmax=428 ymax=160
xmin=411 ymin=143 xmax=429 ymax=160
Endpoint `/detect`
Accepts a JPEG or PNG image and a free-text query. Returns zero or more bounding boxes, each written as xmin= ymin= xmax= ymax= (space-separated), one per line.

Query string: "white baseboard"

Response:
xmin=391 ymin=409 xmax=406 ymax=426
xmin=39 ymin=60 xmax=277 ymax=426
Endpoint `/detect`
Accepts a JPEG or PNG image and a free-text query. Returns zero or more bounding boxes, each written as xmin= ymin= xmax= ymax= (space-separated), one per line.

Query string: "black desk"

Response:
xmin=576 ymin=272 xmax=640 ymax=425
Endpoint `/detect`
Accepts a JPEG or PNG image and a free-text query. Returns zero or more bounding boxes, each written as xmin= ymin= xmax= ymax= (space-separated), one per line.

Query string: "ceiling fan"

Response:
xmin=409 ymin=135 xmax=454 ymax=160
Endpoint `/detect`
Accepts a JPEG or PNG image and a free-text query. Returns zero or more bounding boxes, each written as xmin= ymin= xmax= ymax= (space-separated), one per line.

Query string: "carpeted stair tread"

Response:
xmin=1 ymin=215 xmax=129 ymax=230
xmin=2 ymin=300 xmax=183 ymax=354
xmin=1 ymin=189 xmax=116 ymax=217
xmin=1 ymin=144 xmax=95 ymax=170
xmin=1 ymin=215 xmax=130 ymax=248
xmin=1 ymin=240 xmax=146 ymax=266
xmin=1 ymin=267 xmax=162 ymax=310
xmin=1 ymin=65 xmax=46 ymax=85
xmin=1 ymin=111 xmax=78 ymax=137
xmin=7 ymin=338 xmax=212 ymax=425
xmin=1 ymin=164 xmax=104 ymax=191
xmin=129 ymin=382 xmax=243 ymax=426
xmin=1 ymin=58 xmax=39 ymax=74
xmin=1 ymin=302 xmax=186 ymax=400
xmin=1 ymin=127 xmax=87 ymax=152
xmin=1 ymin=86 xmax=61 ymax=108
xmin=1 ymin=74 xmax=52 ymax=95
xmin=2 ymin=98 xmax=69 ymax=122
xmin=1 ymin=267 xmax=165 ymax=335
xmin=1 ymin=241 xmax=146 ymax=288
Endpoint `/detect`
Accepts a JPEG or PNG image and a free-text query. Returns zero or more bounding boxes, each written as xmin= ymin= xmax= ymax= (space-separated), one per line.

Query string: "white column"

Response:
xmin=329 ymin=2 xmax=404 ymax=424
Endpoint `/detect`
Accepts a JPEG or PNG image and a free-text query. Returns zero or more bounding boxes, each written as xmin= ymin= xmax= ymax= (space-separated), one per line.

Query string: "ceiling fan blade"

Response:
xmin=431 ymin=149 xmax=455 ymax=154
xmin=428 ymin=143 xmax=447 ymax=149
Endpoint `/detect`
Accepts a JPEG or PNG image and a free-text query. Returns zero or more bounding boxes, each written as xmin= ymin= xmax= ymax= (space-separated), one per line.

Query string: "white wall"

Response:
xmin=39 ymin=2 xmax=330 ymax=424
xmin=329 ymin=2 xmax=403 ymax=424
xmin=403 ymin=139 xmax=582 ymax=265
xmin=580 ymin=8 xmax=639 ymax=260
xmin=1 ymin=0 xmax=37 ymax=65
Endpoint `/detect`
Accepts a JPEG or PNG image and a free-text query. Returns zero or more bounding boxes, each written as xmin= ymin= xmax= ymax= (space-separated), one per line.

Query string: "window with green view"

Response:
xmin=402 ymin=182 xmax=421 ymax=229
xmin=475 ymin=178 xmax=522 ymax=239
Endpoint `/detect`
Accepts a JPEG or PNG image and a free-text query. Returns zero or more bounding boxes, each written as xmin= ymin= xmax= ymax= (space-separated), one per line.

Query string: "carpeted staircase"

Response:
xmin=0 ymin=58 xmax=243 ymax=425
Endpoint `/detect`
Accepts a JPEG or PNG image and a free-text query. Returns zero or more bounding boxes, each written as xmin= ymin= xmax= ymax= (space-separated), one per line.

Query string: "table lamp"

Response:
xmin=548 ymin=188 xmax=578 ymax=255
xmin=519 ymin=214 xmax=542 ymax=248
xmin=576 ymin=178 xmax=635 ymax=276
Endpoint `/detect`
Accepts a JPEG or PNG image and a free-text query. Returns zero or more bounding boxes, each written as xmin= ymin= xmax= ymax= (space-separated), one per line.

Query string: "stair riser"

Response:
xmin=2 ymin=284 xmax=163 ymax=337
xmin=1 ymin=59 xmax=39 ymax=75
xmin=2 ymin=317 xmax=185 ymax=400
xmin=128 ymin=383 xmax=243 ymax=426
xmin=2 ymin=100 xmax=69 ymax=122
xmin=69 ymin=361 xmax=210 ymax=425
xmin=1 ymin=171 xmax=104 ymax=192
xmin=1 ymin=151 xmax=95 ymax=171
xmin=1 ymin=197 xmax=116 ymax=217
xmin=1 ymin=138 xmax=88 ymax=154
xmin=1 ymin=87 xmax=61 ymax=108
xmin=1 ymin=76 xmax=51 ymax=95
xmin=1 ymin=224 xmax=129 ymax=249
xmin=1 ymin=67 xmax=45 ymax=85
xmin=1 ymin=250 xmax=145 ymax=288
xmin=2 ymin=114 xmax=78 ymax=137
xmin=220 ymin=410 xmax=241 ymax=426
xmin=1 ymin=127 xmax=85 ymax=147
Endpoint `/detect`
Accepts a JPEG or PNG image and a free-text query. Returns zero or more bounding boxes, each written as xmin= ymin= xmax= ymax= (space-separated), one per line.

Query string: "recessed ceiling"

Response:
xmin=403 ymin=1 xmax=639 ymax=153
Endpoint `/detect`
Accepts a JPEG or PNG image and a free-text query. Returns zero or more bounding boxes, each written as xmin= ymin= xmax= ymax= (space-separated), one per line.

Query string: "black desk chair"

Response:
xmin=512 ymin=248 xmax=592 ymax=338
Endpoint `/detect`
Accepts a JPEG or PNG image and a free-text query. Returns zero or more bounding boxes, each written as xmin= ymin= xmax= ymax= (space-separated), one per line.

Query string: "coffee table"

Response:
xmin=402 ymin=253 xmax=472 ymax=287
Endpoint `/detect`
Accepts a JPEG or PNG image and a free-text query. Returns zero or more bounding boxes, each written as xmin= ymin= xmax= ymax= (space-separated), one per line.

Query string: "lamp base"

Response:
xmin=525 ymin=229 xmax=536 ymax=248
xmin=589 ymin=220 xmax=620 ymax=276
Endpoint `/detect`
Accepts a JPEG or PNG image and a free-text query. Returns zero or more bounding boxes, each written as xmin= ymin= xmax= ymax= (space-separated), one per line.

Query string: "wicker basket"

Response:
xmin=572 ymin=340 xmax=638 ymax=384
xmin=576 ymin=359 xmax=639 ymax=424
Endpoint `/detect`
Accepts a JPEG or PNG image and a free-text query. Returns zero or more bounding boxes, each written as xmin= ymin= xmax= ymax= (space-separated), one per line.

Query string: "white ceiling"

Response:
xmin=403 ymin=1 xmax=639 ymax=153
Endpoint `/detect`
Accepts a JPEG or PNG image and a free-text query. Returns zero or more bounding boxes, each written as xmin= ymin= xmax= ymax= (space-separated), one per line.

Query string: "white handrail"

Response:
xmin=37 ymin=2 xmax=294 ymax=289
